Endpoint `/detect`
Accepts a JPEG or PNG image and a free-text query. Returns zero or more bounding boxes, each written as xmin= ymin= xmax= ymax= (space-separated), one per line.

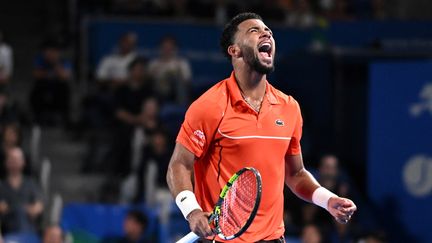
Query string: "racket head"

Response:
xmin=210 ymin=167 xmax=262 ymax=240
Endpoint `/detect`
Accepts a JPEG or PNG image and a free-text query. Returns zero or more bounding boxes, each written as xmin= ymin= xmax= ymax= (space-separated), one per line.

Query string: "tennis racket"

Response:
xmin=176 ymin=167 xmax=262 ymax=243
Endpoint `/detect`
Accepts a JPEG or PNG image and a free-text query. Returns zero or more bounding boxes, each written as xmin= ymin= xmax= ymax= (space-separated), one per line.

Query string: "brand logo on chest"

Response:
xmin=275 ymin=119 xmax=284 ymax=126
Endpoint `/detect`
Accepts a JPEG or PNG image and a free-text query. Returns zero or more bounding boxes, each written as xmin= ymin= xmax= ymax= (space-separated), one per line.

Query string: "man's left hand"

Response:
xmin=327 ymin=197 xmax=357 ymax=224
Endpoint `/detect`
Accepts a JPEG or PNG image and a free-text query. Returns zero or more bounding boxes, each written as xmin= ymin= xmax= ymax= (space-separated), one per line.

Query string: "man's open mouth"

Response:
xmin=258 ymin=42 xmax=272 ymax=60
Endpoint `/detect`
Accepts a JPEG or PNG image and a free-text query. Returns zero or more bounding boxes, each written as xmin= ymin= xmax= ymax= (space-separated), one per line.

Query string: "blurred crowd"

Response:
xmin=0 ymin=27 xmax=190 ymax=242
xmin=80 ymin=0 xmax=392 ymax=27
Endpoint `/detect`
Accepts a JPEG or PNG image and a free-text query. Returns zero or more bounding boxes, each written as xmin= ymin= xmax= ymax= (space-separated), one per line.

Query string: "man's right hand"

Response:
xmin=187 ymin=209 xmax=214 ymax=237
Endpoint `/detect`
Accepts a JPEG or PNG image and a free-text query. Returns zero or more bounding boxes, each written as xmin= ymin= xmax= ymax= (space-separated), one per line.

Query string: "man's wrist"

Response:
xmin=185 ymin=208 xmax=202 ymax=221
xmin=312 ymin=187 xmax=338 ymax=211
xmin=175 ymin=190 xmax=202 ymax=219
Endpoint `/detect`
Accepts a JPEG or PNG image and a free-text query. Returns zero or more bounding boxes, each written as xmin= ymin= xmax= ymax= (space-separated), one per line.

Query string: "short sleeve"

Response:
xmin=287 ymin=100 xmax=303 ymax=155
xmin=176 ymin=100 xmax=222 ymax=158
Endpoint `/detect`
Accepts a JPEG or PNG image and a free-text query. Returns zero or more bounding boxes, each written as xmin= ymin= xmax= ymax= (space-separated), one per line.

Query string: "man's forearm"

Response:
xmin=166 ymin=159 xmax=194 ymax=197
xmin=285 ymin=168 xmax=320 ymax=202
xmin=166 ymin=143 xmax=201 ymax=219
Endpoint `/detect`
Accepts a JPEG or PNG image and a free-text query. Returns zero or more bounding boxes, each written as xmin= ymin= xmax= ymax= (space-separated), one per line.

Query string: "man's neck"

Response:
xmin=234 ymin=65 xmax=266 ymax=100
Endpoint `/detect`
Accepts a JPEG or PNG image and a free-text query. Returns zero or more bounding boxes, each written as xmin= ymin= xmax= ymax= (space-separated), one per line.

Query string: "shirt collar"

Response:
xmin=226 ymin=71 xmax=280 ymax=106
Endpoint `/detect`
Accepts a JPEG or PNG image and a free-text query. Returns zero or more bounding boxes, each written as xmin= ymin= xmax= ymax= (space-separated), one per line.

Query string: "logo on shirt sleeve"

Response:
xmin=190 ymin=130 xmax=206 ymax=147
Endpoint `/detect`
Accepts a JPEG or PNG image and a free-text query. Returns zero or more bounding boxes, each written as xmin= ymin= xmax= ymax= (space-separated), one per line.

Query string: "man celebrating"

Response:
xmin=166 ymin=12 xmax=356 ymax=242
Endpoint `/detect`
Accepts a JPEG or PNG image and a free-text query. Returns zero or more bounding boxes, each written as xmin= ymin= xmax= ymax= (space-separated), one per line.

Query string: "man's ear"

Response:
xmin=228 ymin=44 xmax=241 ymax=58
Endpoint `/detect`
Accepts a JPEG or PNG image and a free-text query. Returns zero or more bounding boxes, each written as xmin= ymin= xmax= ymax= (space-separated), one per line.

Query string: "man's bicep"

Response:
xmin=287 ymin=100 xmax=303 ymax=155
xmin=284 ymin=154 xmax=305 ymax=180
xmin=167 ymin=143 xmax=196 ymax=197
xmin=170 ymin=142 xmax=196 ymax=169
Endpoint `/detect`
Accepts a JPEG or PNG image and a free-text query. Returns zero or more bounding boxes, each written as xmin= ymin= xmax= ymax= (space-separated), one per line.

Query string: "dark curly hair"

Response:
xmin=220 ymin=12 xmax=263 ymax=60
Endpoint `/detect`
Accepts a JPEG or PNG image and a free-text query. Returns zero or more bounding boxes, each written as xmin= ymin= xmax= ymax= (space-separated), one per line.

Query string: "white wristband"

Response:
xmin=175 ymin=190 xmax=202 ymax=219
xmin=312 ymin=187 xmax=338 ymax=211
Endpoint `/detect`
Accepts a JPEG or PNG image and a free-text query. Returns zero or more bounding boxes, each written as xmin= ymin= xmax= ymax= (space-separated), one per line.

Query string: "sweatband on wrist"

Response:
xmin=175 ymin=190 xmax=202 ymax=219
xmin=312 ymin=187 xmax=338 ymax=211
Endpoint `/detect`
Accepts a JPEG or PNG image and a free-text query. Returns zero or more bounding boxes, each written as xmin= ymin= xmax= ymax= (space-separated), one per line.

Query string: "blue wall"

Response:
xmin=368 ymin=61 xmax=432 ymax=243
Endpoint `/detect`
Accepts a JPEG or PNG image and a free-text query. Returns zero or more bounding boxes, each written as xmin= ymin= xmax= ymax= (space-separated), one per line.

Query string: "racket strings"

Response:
xmin=219 ymin=170 xmax=258 ymax=237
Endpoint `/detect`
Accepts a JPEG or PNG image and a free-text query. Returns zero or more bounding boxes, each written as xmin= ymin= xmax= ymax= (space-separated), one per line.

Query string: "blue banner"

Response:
xmin=369 ymin=61 xmax=432 ymax=242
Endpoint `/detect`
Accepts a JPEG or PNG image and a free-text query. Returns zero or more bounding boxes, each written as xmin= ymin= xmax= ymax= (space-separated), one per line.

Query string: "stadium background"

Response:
xmin=0 ymin=0 xmax=431 ymax=242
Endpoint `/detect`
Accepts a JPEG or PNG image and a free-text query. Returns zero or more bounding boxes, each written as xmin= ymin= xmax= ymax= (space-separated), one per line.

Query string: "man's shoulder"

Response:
xmin=268 ymin=84 xmax=300 ymax=107
xmin=187 ymin=79 xmax=229 ymax=118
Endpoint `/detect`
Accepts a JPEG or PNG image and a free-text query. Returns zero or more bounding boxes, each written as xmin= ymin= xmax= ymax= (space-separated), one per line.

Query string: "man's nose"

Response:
xmin=260 ymin=30 xmax=271 ymax=39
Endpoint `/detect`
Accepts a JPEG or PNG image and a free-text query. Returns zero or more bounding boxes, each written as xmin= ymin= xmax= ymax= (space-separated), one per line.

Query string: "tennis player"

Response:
xmin=166 ymin=12 xmax=357 ymax=243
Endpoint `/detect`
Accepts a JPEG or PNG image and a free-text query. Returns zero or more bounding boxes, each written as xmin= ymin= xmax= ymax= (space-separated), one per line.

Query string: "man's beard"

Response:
xmin=242 ymin=45 xmax=275 ymax=74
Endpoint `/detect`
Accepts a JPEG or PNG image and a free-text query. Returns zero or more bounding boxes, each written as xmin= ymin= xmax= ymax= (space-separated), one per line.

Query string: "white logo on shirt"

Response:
xmin=191 ymin=130 xmax=205 ymax=147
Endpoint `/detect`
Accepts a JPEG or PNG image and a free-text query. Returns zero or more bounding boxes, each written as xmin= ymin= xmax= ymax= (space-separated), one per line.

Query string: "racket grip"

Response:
xmin=176 ymin=232 xmax=199 ymax=243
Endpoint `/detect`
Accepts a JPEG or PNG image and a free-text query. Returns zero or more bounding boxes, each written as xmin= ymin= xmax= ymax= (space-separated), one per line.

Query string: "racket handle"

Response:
xmin=176 ymin=232 xmax=199 ymax=243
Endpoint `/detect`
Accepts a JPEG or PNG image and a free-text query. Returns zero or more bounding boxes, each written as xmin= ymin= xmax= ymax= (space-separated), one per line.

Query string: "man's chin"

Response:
xmin=255 ymin=61 xmax=274 ymax=74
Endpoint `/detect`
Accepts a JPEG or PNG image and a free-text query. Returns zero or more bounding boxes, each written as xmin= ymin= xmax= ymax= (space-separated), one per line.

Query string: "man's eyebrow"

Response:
xmin=246 ymin=26 xmax=273 ymax=33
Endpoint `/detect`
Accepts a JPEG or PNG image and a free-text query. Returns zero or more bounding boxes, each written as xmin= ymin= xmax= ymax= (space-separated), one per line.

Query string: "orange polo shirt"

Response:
xmin=177 ymin=72 xmax=302 ymax=242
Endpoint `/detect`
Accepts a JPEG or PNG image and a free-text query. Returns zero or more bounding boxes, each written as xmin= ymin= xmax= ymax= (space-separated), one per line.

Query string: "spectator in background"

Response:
xmin=96 ymin=32 xmax=138 ymax=86
xmin=0 ymin=88 xmax=19 ymax=125
xmin=108 ymin=58 xmax=154 ymax=175
xmin=115 ymin=58 xmax=154 ymax=130
xmin=0 ymin=147 xmax=43 ymax=235
xmin=84 ymin=32 xmax=138 ymax=138
xmin=285 ymin=0 xmax=317 ymax=28
xmin=42 ymin=225 xmax=64 ymax=243
xmin=30 ymin=40 xmax=72 ymax=126
xmin=138 ymin=97 xmax=160 ymax=134
xmin=122 ymin=210 xmax=151 ymax=243
xmin=81 ymin=32 xmax=138 ymax=139
xmin=317 ymin=154 xmax=350 ymax=198
xmin=104 ymin=209 xmax=156 ymax=243
xmin=0 ymin=123 xmax=29 ymax=178
xmin=148 ymin=36 xmax=191 ymax=105
xmin=0 ymin=31 xmax=13 ymax=87
xmin=135 ymin=128 xmax=170 ymax=202
xmin=301 ymin=224 xmax=323 ymax=243
xmin=117 ymin=97 xmax=161 ymax=204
